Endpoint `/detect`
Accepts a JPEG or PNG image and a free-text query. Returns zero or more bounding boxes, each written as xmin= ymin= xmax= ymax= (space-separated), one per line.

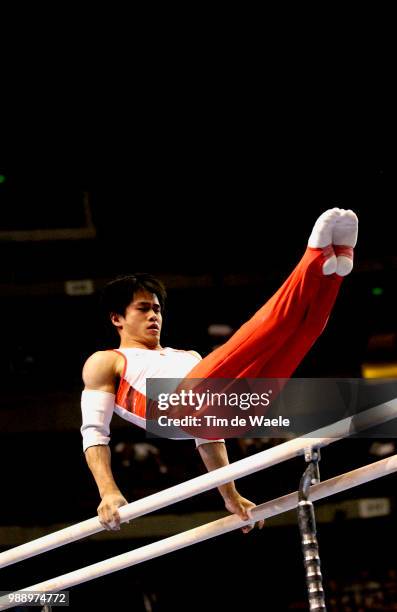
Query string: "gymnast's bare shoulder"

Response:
xmin=82 ymin=350 xmax=124 ymax=393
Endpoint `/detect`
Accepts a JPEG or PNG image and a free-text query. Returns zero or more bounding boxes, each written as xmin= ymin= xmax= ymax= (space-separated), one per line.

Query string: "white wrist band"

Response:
xmin=81 ymin=389 xmax=115 ymax=452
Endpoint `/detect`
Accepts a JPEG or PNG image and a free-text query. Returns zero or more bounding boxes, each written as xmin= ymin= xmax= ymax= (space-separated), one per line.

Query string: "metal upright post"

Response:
xmin=297 ymin=447 xmax=326 ymax=611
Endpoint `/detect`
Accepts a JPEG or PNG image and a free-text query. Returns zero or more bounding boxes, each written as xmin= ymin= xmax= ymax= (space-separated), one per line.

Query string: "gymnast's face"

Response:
xmin=111 ymin=290 xmax=163 ymax=349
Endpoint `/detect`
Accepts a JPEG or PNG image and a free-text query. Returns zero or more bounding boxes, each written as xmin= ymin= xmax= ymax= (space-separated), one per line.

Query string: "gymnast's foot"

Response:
xmin=308 ymin=208 xmax=341 ymax=275
xmin=332 ymin=209 xmax=358 ymax=276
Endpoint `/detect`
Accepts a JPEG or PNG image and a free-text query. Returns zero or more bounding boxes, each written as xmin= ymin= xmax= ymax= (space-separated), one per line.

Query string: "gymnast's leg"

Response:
xmin=187 ymin=208 xmax=358 ymax=380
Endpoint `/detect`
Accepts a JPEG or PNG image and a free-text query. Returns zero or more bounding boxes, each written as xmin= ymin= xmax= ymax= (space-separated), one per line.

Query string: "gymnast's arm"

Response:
xmin=81 ymin=351 xmax=128 ymax=531
xmin=196 ymin=440 xmax=265 ymax=534
xmin=188 ymin=351 xmax=263 ymax=532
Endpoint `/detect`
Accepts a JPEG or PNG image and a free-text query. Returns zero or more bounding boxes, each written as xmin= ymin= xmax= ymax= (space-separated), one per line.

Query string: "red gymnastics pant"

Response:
xmin=185 ymin=247 xmax=343 ymax=380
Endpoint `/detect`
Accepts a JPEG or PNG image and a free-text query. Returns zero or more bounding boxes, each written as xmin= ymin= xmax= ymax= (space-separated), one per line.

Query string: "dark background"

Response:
xmin=1 ymin=150 xmax=397 ymax=611
xmin=1 ymin=7 xmax=396 ymax=608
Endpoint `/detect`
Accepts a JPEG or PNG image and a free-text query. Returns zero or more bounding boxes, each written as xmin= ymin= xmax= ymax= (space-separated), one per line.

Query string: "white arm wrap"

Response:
xmin=195 ymin=438 xmax=225 ymax=447
xmin=80 ymin=389 xmax=115 ymax=452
